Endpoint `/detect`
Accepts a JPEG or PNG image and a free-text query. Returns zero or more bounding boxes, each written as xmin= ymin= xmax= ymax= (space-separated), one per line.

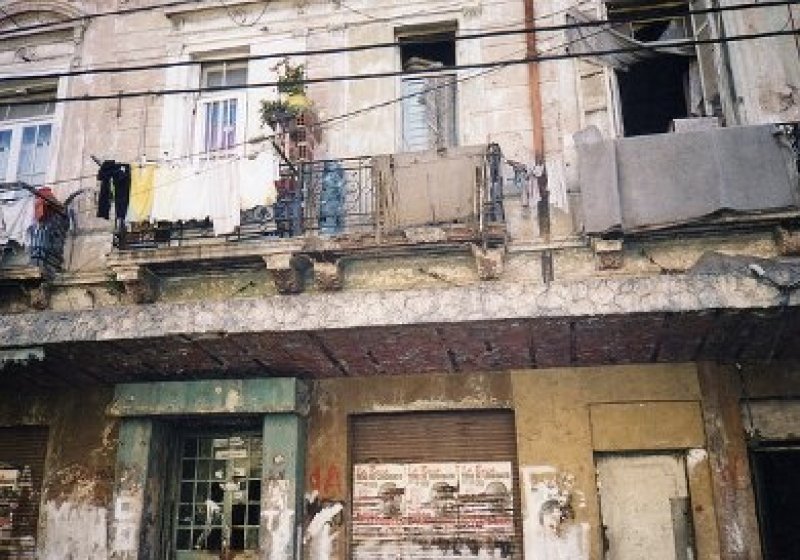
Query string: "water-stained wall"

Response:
xmin=305 ymin=364 xmax=720 ymax=560
xmin=0 ymin=387 xmax=118 ymax=559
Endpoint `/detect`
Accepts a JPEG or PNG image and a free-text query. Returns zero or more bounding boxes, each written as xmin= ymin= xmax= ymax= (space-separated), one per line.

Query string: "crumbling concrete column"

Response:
xmin=261 ymin=413 xmax=306 ymax=560
xmin=109 ymin=419 xmax=169 ymax=560
xmin=697 ymin=362 xmax=763 ymax=560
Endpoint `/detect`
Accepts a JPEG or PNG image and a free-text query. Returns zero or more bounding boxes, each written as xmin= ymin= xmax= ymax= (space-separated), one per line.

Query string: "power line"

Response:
xmin=40 ymin=14 xmax=610 ymax=190
xmin=1 ymin=0 xmax=792 ymax=85
xmin=2 ymin=26 xmax=798 ymax=107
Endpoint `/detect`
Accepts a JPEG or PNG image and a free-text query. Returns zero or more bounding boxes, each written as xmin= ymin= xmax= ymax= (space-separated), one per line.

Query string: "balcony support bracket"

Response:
xmin=592 ymin=238 xmax=624 ymax=270
xmin=112 ymin=265 xmax=158 ymax=304
xmin=263 ymin=253 xmax=310 ymax=295
xmin=471 ymin=244 xmax=506 ymax=281
xmin=313 ymin=258 xmax=344 ymax=291
xmin=775 ymin=226 xmax=800 ymax=256
xmin=27 ymin=281 xmax=51 ymax=311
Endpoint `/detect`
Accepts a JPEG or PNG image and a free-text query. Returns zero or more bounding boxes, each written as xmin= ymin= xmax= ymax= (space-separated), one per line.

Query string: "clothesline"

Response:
xmin=96 ymin=148 xmax=281 ymax=236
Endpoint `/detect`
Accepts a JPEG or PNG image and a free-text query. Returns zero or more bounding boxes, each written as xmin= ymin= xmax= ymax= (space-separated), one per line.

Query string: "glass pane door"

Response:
xmin=175 ymin=432 xmax=262 ymax=559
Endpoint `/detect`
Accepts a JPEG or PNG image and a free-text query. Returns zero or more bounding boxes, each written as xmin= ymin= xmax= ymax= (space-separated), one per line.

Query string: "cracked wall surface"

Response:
xmin=0 ymin=274 xmax=791 ymax=348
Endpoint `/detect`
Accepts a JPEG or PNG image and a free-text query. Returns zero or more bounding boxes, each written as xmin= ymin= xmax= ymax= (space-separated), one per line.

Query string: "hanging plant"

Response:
xmin=260 ymin=60 xmax=309 ymax=130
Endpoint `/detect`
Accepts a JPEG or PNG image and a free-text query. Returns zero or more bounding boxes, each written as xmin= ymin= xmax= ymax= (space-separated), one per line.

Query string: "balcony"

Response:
xmin=0 ymin=182 xmax=69 ymax=282
xmin=576 ymin=123 xmax=800 ymax=237
xmin=107 ymin=145 xmax=506 ymax=293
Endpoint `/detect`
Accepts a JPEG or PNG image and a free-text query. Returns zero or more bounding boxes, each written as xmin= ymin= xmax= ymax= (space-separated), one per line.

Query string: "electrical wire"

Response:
xmin=3 ymin=26 xmax=798 ymax=107
xmin=1 ymin=0 xmax=792 ymax=85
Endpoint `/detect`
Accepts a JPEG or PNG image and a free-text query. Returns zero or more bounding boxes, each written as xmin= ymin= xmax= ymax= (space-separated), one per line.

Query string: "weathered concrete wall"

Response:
xmin=512 ymin=364 xmax=719 ymax=560
xmin=305 ymin=364 xmax=719 ymax=560
xmin=0 ymin=387 xmax=118 ymax=560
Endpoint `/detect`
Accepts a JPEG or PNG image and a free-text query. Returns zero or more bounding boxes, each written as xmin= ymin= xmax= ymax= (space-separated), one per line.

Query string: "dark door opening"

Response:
xmin=751 ymin=445 xmax=800 ymax=559
xmin=616 ymin=54 xmax=691 ymax=137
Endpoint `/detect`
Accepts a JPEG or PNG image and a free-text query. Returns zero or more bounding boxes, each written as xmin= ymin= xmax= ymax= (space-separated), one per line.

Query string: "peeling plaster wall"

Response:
xmin=306 ymin=364 xmax=720 ymax=560
xmin=510 ymin=364 xmax=720 ymax=560
xmin=0 ymin=387 xmax=118 ymax=558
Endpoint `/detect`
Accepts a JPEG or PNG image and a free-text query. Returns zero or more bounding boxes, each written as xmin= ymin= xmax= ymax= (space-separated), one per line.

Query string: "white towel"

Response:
xmin=0 ymin=189 xmax=35 ymax=246
xmin=239 ymin=151 xmax=278 ymax=210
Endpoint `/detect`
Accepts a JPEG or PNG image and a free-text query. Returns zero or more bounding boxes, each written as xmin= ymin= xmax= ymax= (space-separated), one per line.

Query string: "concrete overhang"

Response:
xmin=0 ymin=273 xmax=798 ymax=389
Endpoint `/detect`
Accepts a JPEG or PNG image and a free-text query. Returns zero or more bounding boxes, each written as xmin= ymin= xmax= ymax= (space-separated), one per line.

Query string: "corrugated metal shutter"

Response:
xmin=352 ymin=410 xmax=516 ymax=463
xmin=0 ymin=426 xmax=48 ymax=560
xmin=351 ymin=410 xmax=522 ymax=559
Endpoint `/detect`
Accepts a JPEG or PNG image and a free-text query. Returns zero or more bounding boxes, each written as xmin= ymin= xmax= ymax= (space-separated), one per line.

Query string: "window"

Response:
xmin=0 ymin=83 xmax=55 ymax=186
xmin=398 ymin=27 xmax=458 ymax=152
xmin=605 ymin=0 xmax=720 ymax=136
xmin=174 ymin=431 xmax=262 ymax=554
xmin=197 ymin=62 xmax=247 ymax=157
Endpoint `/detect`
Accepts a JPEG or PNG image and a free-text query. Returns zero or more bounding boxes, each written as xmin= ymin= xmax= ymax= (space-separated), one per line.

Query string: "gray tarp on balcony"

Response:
xmin=577 ymin=125 xmax=800 ymax=233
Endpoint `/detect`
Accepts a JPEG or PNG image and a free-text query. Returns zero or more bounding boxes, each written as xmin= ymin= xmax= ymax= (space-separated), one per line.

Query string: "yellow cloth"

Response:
xmin=126 ymin=163 xmax=156 ymax=222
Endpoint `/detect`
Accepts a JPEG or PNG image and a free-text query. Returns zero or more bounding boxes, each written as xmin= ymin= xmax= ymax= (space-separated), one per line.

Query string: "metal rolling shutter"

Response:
xmin=0 ymin=426 xmax=48 ymax=560
xmin=350 ymin=410 xmax=522 ymax=559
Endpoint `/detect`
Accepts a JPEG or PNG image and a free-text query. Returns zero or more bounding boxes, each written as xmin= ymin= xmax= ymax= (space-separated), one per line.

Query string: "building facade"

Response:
xmin=0 ymin=0 xmax=799 ymax=559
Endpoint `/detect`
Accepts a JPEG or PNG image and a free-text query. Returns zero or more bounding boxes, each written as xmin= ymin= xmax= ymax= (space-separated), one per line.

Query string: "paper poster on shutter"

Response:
xmin=459 ymin=462 xmax=515 ymax=538
xmin=405 ymin=463 xmax=459 ymax=528
xmin=352 ymin=463 xmax=406 ymax=542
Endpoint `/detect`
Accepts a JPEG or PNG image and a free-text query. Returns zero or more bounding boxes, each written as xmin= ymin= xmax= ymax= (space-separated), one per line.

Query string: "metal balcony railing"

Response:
xmin=113 ymin=145 xmax=506 ymax=251
xmin=0 ymin=182 xmax=68 ymax=274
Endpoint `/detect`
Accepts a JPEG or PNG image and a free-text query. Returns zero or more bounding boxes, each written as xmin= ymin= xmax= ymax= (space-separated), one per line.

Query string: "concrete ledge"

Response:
xmin=0 ymin=273 xmax=791 ymax=347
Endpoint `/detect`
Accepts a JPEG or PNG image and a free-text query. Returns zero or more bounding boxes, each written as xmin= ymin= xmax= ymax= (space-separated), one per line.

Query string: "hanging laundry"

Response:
xmin=96 ymin=160 xmax=131 ymax=220
xmin=150 ymin=164 xmax=182 ymax=222
xmin=208 ymin=158 xmax=241 ymax=236
xmin=0 ymin=189 xmax=35 ymax=247
xmin=239 ymin=150 xmax=278 ymax=210
xmin=319 ymin=160 xmax=345 ymax=235
xmin=34 ymin=187 xmax=58 ymax=222
xmin=127 ymin=163 xmax=156 ymax=223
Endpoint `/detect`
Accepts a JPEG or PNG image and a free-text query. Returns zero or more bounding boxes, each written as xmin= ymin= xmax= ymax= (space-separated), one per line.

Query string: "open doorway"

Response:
xmin=606 ymin=0 xmax=701 ymax=136
xmin=751 ymin=445 xmax=800 ymax=559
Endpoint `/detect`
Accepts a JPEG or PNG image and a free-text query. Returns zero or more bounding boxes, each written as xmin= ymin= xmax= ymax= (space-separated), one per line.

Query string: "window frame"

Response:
xmin=195 ymin=61 xmax=248 ymax=159
xmin=0 ymin=94 xmax=55 ymax=186
xmin=395 ymin=24 xmax=459 ymax=153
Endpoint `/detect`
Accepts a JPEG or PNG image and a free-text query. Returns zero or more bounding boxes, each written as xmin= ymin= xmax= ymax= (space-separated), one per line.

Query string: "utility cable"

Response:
xmin=1 ymin=0 xmax=793 ymax=85
xmin=2 ymin=26 xmax=798 ymax=107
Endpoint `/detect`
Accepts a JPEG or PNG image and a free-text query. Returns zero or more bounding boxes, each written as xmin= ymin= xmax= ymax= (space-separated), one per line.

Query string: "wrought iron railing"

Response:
xmin=0 ymin=182 xmax=69 ymax=273
xmin=114 ymin=146 xmax=506 ymax=250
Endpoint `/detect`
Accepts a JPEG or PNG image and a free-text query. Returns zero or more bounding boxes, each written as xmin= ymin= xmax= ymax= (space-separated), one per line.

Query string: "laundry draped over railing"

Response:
xmin=97 ymin=150 xmax=279 ymax=236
